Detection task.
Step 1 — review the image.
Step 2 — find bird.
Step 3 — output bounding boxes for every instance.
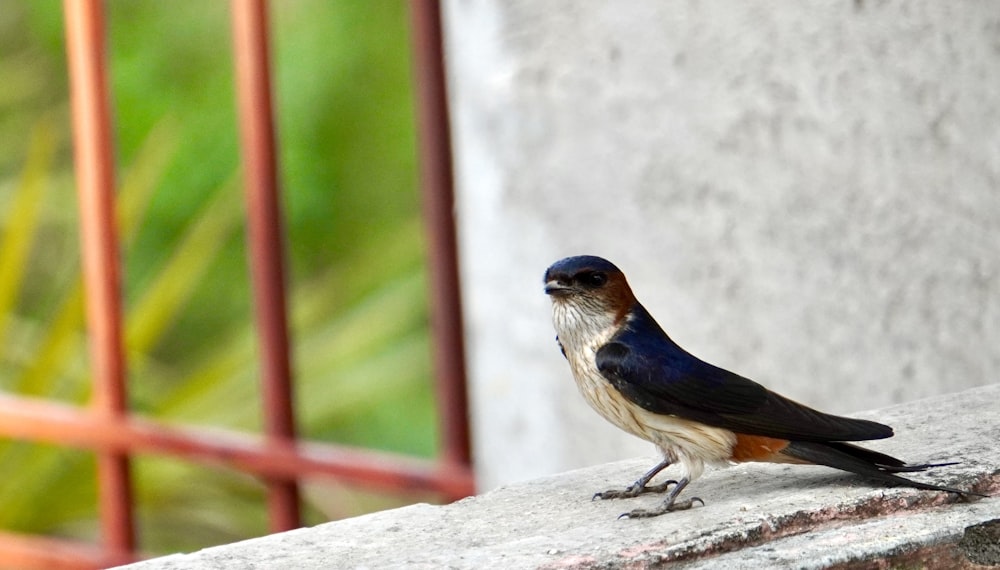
[543,254,978,518]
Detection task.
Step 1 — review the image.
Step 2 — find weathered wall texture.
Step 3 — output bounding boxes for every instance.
[442,1,1000,489]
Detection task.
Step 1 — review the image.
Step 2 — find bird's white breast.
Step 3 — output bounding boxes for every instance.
[552,302,736,481]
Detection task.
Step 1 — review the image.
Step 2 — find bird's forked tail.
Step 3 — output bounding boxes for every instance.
[781,440,982,496]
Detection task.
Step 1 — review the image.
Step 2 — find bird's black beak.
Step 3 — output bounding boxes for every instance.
[544,280,571,296]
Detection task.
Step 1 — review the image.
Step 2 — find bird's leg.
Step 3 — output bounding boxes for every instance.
[593,458,677,500]
[619,477,704,519]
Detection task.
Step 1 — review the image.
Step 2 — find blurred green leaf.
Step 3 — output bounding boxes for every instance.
[126,176,241,358]
[0,118,56,352]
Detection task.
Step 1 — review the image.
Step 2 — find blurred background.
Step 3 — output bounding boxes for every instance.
[0,0,439,556]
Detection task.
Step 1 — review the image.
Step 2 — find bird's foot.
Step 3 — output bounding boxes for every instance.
[618,497,704,519]
[593,480,677,501]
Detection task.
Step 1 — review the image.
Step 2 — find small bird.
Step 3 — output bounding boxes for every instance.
[544,255,977,518]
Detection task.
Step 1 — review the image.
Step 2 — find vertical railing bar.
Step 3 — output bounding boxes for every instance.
[408,0,474,476]
[230,0,301,531]
[63,0,136,560]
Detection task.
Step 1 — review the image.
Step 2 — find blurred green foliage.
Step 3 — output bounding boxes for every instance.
[0,0,440,556]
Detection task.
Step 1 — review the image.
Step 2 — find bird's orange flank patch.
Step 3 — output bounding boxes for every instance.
[730,434,791,462]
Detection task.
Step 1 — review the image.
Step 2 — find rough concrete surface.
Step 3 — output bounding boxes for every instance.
[118,384,999,569]
[442,0,1000,489]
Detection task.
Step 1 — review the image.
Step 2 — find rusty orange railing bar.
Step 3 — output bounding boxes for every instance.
[0,394,473,498]
[0,530,111,570]
[63,0,136,563]
[231,0,302,532]
[409,0,473,470]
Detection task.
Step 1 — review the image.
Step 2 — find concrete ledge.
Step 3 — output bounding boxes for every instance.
[120,384,999,569]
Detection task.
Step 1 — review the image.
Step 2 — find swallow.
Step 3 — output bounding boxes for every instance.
[544,255,979,518]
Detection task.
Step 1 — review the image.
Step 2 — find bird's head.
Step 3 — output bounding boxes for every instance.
[544,256,637,341]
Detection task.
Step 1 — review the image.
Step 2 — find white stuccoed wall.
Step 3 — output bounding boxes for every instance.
[441,1,1000,490]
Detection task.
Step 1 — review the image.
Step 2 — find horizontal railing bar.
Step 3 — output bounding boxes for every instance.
[0,393,475,499]
[0,529,131,570]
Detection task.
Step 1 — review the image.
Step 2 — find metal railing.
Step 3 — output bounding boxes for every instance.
[0,1,473,567]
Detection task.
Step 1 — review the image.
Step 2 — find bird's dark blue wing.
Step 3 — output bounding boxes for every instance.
[596,305,893,442]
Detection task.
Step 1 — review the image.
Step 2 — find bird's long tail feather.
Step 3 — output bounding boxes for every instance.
[782,440,981,496]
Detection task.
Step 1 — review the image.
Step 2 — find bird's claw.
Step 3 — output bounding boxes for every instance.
[593,480,677,501]
[618,497,704,519]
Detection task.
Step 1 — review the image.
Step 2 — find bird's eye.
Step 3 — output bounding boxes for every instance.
[578,271,607,288]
